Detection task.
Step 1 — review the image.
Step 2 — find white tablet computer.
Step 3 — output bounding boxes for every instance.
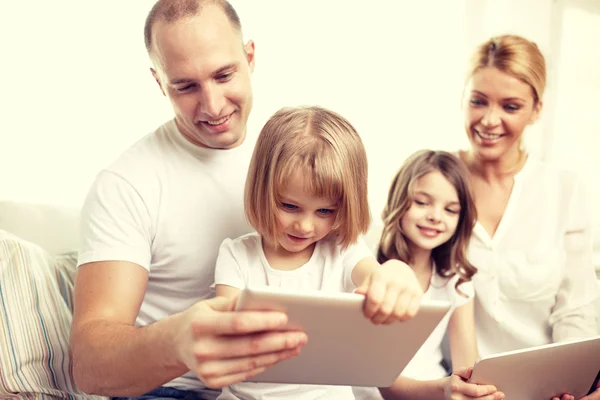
[235,286,450,387]
[469,336,600,399]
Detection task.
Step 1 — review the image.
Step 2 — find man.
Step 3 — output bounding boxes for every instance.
[70,1,307,398]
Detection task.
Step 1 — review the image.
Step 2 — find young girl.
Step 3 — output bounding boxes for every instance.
[377,150,503,400]
[213,106,424,400]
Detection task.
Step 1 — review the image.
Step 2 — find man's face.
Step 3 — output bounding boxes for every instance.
[151,6,255,149]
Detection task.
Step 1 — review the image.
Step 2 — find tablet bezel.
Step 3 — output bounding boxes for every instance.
[469,336,600,399]
[235,286,451,387]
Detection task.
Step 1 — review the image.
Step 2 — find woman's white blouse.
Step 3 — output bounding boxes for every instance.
[468,156,599,357]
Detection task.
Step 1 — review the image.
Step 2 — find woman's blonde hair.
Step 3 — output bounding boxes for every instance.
[245,106,370,248]
[377,150,477,293]
[468,34,546,103]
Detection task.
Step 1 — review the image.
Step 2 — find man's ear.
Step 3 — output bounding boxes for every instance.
[151,67,166,96]
[528,99,543,125]
[244,40,255,73]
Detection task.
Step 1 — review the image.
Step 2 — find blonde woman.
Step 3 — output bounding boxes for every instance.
[213,106,424,400]
[459,35,599,400]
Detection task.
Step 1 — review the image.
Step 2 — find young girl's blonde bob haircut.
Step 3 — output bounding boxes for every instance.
[245,106,371,249]
[377,150,478,292]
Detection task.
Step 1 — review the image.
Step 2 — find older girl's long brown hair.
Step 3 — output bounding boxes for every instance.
[377,150,478,294]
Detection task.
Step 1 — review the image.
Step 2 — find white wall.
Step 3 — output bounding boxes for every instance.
[0,1,170,209]
[0,1,598,254]
[0,1,470,218]
[237,0,471,220]
[550,2,600,264]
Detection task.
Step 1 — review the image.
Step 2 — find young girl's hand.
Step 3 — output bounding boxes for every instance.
[444,367,504,400]
[355,259,423,324]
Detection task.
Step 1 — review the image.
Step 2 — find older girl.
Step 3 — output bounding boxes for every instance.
[376,150,503,400]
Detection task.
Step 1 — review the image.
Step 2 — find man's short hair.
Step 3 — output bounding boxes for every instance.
[144,0,242,55]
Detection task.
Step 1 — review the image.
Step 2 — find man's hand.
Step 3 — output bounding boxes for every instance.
[445,367,504,400]
[174,296,308,388]
[355,259,423,324]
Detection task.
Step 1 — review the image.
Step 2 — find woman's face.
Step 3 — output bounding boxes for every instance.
[464,67,542,162]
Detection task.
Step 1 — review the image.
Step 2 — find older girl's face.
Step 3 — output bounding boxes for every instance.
[464,67,542,162]
[400,170,460,254]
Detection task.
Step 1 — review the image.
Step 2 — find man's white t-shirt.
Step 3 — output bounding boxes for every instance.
[214,232,374,400]
[77,119,255,390]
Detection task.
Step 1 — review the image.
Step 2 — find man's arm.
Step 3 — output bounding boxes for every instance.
[71,260,184,396]
[71,261,307,397]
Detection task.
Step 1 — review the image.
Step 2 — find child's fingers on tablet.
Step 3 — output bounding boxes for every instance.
[363,276,386,319]
[392,290,418,322]
[381,292,412,324]
[371,285,401,324]
[355,274,370,295]
[396,290,422,321]
[380,292,417,324]
[407,295,421,319]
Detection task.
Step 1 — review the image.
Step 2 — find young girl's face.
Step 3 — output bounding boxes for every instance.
[274,172,338,254]
[400,170,460,253]
[464,67,541,161]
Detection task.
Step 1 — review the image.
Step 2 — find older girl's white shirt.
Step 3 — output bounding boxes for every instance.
[468,155,599,357]
[402,271,473,380]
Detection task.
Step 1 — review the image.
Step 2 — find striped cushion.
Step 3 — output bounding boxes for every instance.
[0,230,107,399]
[53,252,77,315]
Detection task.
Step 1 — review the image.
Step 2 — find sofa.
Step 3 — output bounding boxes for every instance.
[0,200,599,399]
